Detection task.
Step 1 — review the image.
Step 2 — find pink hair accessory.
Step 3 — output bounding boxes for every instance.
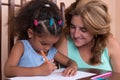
[58,20,62,25]
[34,19,38,26]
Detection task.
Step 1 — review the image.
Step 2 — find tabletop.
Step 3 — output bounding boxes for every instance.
[78,68,120,80]
[5,68,120,80]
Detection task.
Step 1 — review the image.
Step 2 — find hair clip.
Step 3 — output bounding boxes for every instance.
[34,19,38,26]
[45,4,50,7]
[49,18,54,27]
[58,20,64,26]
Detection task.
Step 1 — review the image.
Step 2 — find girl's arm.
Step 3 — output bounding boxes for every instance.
[4,41,56,77]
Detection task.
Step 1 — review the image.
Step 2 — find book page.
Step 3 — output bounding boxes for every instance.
[8,68,96,80]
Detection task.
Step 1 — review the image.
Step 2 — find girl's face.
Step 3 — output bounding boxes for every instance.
[28,29,59,53]
[70,15,94,47]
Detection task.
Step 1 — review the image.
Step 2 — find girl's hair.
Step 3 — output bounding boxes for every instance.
[9,0,63,40]
[64,0,111,64]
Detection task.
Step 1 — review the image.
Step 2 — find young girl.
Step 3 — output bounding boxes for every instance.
[4,0,77,77]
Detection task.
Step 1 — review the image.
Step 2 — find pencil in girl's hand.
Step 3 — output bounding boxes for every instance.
[40,50,49,63]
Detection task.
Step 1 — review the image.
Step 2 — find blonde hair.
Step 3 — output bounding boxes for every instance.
[76,0,110,34]
[65,0,111,64]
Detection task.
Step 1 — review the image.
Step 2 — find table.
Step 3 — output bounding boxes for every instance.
[5,68,120,80]
[78,68,120,80]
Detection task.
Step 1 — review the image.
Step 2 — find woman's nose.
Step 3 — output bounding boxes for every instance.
[74,29,80,38]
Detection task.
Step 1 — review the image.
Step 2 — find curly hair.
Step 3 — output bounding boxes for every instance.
[64,0,111,64]
[8,0,63,40]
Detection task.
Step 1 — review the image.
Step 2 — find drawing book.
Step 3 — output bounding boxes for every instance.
[8,68,96,80]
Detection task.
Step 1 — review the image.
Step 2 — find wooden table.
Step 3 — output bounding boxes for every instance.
[5,68,120,80]
[78,68,120,80]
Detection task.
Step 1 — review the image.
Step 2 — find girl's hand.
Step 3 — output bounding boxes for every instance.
[62,66,77,76]
[39,60,57,76]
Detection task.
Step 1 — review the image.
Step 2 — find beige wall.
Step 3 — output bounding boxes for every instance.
[1,0,120,80]
[116,0,120,42]
[104,0,120,41]
[103,0,116,35]
[57,0,75,8]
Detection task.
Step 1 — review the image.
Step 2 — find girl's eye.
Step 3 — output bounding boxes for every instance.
[41,42,48,46]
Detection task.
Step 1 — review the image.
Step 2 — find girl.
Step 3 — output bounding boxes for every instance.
[4,0,77,77]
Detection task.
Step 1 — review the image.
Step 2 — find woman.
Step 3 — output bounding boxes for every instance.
[55,0,120,72]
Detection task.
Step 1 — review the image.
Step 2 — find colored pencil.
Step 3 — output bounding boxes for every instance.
[91,72,111,80]
[40,50,49,63]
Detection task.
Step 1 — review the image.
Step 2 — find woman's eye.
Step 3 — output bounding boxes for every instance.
[70,24,75,28]
[80,28,88,32]
[70,23,88,32]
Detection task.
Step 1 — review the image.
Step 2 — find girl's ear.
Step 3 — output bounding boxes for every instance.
[27,28,34,39]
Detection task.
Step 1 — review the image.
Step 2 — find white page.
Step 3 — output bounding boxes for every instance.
[8,68,96,80]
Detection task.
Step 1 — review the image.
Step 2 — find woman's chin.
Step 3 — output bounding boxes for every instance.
[74,42,83,47]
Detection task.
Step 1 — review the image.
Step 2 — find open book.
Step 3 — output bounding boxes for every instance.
[8,68,96,80]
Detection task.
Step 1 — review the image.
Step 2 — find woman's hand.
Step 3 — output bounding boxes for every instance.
[62,66,77,76]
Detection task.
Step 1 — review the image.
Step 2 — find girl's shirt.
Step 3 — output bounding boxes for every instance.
[18,40,57,67]
[68,37,112,71]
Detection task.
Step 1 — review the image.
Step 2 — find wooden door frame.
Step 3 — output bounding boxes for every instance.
[0,0,2,79]
[0,0,26,79]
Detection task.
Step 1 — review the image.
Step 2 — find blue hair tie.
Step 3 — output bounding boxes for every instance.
[49,18,54,27]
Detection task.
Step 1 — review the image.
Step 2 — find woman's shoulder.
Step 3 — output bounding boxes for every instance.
[106,35,120,56]
[107,35,120,48]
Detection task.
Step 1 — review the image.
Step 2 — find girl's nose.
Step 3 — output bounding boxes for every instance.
[43,46,51,52]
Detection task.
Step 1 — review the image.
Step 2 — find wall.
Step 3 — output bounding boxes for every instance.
[103,0,116,36]
[104,0,120,41]
[57,0,75,8]
[116,0,120,42]
[1,0,120,80]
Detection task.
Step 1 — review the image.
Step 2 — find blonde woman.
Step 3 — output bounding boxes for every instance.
[55,0,120,72]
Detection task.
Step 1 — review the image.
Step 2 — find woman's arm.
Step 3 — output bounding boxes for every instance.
[54,51,77,68]
[55,35,68,56]
[107,35,120,72]
[54,51,78,76]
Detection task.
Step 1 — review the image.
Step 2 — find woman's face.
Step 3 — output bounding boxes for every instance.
[70,15,94,47]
